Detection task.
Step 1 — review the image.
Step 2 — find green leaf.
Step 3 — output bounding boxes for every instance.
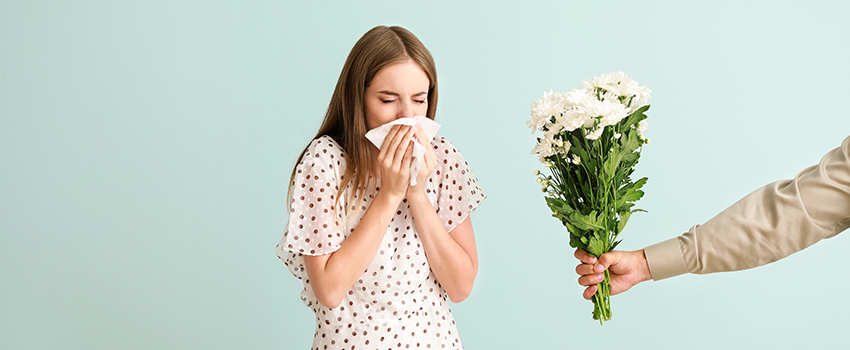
[611,239,622,251]
[617,211,633,234]
[569,134,591,161]
[622,189,644,202]
[621,151,639,167]
[569,211,606,231]
[619,129,642,154]
[602,151,623,181]
[586,235,606,257]
[570,237,585,249]
[632,177,648,191]
[619,177,648,203]
[621,105,650,129]
[565,223,582,237]
[546,197,575,216]
[616,202,635,213]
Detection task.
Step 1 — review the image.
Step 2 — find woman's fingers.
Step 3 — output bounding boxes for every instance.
[391,126,415,170]
[414,124,436,162]
[412,124,426,145]
[400,137,414,174]
[380,125,412,168]
[378,125,405,160]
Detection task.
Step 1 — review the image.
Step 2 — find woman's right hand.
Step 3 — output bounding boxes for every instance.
[376,124,416,200]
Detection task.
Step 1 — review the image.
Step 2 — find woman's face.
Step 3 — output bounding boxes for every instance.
[364,59,430,130]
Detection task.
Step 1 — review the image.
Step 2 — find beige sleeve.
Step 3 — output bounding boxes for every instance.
[644,135,850,281]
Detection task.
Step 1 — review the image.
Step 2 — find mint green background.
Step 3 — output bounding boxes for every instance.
[2,1,849,349]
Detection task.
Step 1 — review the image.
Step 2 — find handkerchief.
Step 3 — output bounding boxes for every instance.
[364,116,440,186]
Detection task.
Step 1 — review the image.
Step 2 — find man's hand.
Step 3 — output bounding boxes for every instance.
[574,249,653,300]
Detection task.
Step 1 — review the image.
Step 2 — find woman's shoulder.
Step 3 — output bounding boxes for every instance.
[307,135,343,152]
[430,135,464,160]
[298,135,346,174]
[430,135,455,151]
[304,135,346,159]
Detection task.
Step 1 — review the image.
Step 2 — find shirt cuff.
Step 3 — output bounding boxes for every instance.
[644,237,689,281]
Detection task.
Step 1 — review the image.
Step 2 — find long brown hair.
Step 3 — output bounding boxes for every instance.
[288,25,438,211]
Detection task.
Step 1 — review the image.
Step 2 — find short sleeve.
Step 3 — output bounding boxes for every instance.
[432,136,487,233]
[276,136,346,280]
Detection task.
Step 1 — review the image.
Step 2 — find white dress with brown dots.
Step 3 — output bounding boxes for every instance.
[277,135,486,350]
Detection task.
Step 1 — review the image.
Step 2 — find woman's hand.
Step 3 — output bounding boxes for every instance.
[407,123,437,199]
[574,248,653,300]
[376,124,416,200]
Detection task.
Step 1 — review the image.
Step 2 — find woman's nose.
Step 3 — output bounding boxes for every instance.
[397,100,414,119]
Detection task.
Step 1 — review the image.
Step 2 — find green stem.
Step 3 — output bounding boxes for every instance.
[592,269,612,324]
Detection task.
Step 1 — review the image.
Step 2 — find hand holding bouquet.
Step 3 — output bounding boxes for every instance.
[529,72,651,324]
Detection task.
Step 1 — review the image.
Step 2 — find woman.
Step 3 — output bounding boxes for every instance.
[277,25,486,350]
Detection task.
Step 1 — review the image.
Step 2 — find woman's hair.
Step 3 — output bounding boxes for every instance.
[288,25,438,212]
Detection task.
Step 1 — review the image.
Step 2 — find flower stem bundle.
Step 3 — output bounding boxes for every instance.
[529,72,651,324]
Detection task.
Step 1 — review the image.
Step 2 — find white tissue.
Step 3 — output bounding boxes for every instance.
[365,116,440,186]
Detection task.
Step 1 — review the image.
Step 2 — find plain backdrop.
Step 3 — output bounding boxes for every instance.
[2,1,849,349]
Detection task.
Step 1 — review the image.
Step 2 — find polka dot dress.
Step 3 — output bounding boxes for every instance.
[277,135,486,350]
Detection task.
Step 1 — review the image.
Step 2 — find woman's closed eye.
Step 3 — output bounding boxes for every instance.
[380,98,425,104]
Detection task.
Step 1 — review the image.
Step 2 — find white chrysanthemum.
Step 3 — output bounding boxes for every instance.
[606,81,635,100]
[577,97,599,128]
[528,89,562,132]
[637,119,649,137]
[633,85,652,106]
[552,109,585,133]
[537,153,547,164]
[531,135,556,161]
[532,139,552,156]
[600,91,620,104]
[541,129,572,156]
[581,72,622,92]
[582,71,652,112]
[571,154,581,165]
[585,127,604,140]
[550,133,564,153]
[616,82,652,112]
[559,139,572,155]
[562,88,594,106]
[594,99,629,127]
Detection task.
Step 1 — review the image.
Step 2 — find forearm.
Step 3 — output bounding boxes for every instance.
[646,135,850,280]
[305,191,402,308]
[407,192,477,302]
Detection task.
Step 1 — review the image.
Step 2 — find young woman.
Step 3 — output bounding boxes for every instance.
[277,26,486,350]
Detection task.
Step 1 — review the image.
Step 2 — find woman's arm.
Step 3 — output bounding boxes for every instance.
[407,194,478,302]
[304,125,416,308]
[405,125,479,303]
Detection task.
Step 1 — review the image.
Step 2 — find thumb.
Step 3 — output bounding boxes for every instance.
[595,251,623,272]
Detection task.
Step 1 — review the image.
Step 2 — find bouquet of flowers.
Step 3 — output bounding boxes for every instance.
[528,72,651,324]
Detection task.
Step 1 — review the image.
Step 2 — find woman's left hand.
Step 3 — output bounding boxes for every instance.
[407,123,437,198]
